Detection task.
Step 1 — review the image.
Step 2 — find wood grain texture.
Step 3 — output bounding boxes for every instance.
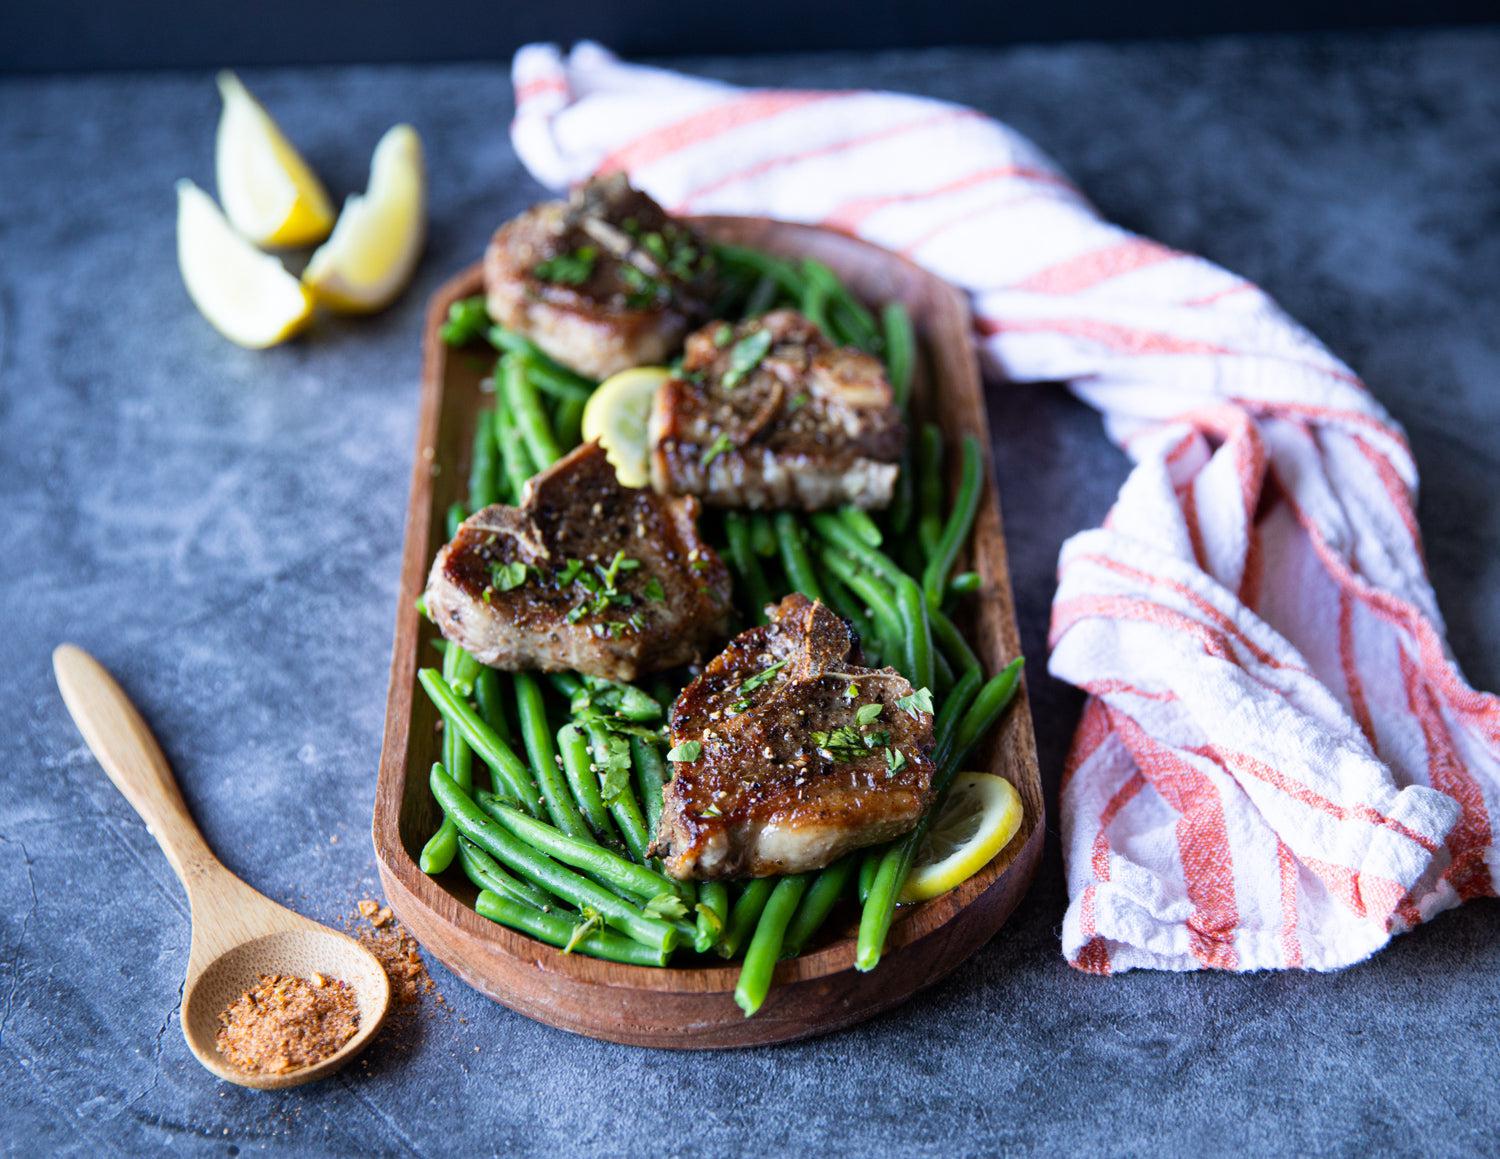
[53,645,391,1089]
[374,218,1043,1049]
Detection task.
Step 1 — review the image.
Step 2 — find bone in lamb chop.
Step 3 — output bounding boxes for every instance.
[649,309,905,511]
[652,594,936,880]
[424,442,733,682]
[484,174,719,380]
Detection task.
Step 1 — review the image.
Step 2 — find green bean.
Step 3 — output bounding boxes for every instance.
[818,549,902,655]
[838,505,883,548]
[808,511,905,584]
[547,671,585,699]
[749,512,778,558]
[800,273,832,334]
[856,660,1023,971]
[472,668,513,746]
[774,513,825,602]
[724,512,775,621]
[817,564,879,654]
[694,881,730,953]
[555,396,585,451]
[587,723,652,863]
[487,326,595,399]
[430,764,678,952]
[446,647,483,700]
[857,850,880,904]
[573,676,662,722]
[922,435,983,607]
[744,272,780,317]
[894,575,934,692]
[916,423,945,559]
[933,667,982,764]
[414,593,429,619]
[445,501,467,539]
[631,736,668,845]
[781,856,856,959]
[514,673,590,839]
[418,668,542,815]
[713,243,806,297]
[717,878,777,959]
[556,722,618,841]
[802,259,880,352]
[468,410,500,511]
[504,355,564,469]
[494,403,534,503]
[458,838,553,911]
[476,794,677,901]
[882,302,916,409]
[419,645,475,874]
[735,874,810,1016]
[948,571,982,598]
[929,604,981,681]
[475,890,671,967]
[440,295,492,347]
[890,447,915,536]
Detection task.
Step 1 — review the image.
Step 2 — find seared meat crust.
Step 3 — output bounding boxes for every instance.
[424,443,732,681]
[484,175,717,380]
[649,310,905,511]
[652,594,935,879]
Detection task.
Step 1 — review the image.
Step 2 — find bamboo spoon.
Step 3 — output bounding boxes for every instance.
[53,644,391,1090]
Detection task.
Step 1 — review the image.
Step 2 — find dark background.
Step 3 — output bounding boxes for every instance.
[1,0,1496,73]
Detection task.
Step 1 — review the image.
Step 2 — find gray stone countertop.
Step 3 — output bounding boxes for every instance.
[2,27,1498,1157]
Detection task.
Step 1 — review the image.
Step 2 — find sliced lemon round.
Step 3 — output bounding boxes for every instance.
[302,124,427,314]
[176,180,314,349]
[215,71,334,248]
[581,367,670,487]
[900,772,1024,903]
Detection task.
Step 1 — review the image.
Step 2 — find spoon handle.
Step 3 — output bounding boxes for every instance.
[53,644,221,888]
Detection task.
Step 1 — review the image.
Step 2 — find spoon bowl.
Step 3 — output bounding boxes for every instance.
[53,644,391,1090]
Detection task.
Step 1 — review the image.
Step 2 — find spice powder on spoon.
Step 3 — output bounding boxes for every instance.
[215,972,360,1076]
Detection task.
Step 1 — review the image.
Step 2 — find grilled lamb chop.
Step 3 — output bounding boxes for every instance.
[649,310,905,511]
[424,443,732,681]
[484,175,718,380]
[652,594,936,879]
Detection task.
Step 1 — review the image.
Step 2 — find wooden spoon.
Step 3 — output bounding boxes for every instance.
[53,644,391,1090]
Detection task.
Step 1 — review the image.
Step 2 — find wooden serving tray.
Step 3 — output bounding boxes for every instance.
[374,217,1043,1049]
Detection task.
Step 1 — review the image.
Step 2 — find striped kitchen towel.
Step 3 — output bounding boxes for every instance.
[509,42,1500,972]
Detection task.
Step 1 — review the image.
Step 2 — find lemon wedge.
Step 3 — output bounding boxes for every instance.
[302,124,427,314]
[581,367,670,487]
[175,180,314,349]
[214,71,334,248]
[900,772,1024,902]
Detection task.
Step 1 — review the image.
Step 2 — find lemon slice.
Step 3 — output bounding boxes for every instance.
[582,367,670,487]
[215,71,334,248]
[900,772,1024,902]
[175,180,314,349]
[302,124,427,314]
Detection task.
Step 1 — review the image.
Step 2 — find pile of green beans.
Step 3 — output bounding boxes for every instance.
[419,252,1024,1012]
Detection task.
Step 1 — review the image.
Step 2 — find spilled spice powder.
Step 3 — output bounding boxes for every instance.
[349,899,436,1009]
[215,973,359,1076]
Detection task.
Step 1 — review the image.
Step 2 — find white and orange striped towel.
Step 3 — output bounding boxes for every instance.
[510,42,1500,972]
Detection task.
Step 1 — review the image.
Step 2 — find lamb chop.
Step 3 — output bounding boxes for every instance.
[424,442,732,681]
[649,309,905,511]
[651,594,936,880]
[484,174,718,380]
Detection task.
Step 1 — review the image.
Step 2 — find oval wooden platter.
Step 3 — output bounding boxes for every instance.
[374,216,1043,1049]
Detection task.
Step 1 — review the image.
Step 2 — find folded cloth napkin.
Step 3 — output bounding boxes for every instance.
[509,42,1500,972]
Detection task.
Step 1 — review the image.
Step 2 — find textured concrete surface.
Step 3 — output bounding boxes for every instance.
[3,28,1499,1158]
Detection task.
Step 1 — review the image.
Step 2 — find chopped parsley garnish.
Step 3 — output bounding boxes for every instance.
[855,702,884,726]
[666,740,702,763]
[713,323,734,347]
[884,747,907,776]
[620,263,663,308]
[595,732,633,802]
[739,659,788,696]
[702,803,722,818]
[557,558,585,586]
[811,725,891,762]
[721,328,774,389]
[845,682,860,699]
[533,245,597,286]
[490,561,528,592]
[701,433,735,468]
[895,687,935,719]
[600,550,639,590]
[787,391,810,411]
[642,231,670,264]
[563,907,602,954]
[644,892,689,921]
[643,577,666,602]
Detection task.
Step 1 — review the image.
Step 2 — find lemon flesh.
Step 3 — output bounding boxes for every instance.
[215,71,334,248]
[175,180,314,349]
[302,124,427,314]
[581,367,670,487]
[900,772,1024,902]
